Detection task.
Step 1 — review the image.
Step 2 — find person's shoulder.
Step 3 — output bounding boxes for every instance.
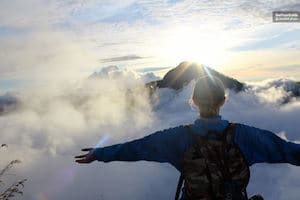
[153,124,190,136]
[164,124,191,134]
[233,122,272,136]
[149,124,191,145]
[233,123,252,130]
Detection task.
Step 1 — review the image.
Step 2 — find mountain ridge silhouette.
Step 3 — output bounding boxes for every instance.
[146,61,244,92]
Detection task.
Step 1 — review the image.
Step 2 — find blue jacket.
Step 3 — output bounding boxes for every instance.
[92,115,300,197]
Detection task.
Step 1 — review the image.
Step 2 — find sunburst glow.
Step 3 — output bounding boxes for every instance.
[157,27,234,69]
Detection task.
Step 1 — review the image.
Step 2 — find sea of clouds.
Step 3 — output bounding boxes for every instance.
[0,67,300,200]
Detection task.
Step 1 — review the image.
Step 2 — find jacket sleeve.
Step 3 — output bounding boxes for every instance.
[92,125,189,169]
[234,124,300,166]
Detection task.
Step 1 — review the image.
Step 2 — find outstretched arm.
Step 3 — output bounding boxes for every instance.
[75,148,96,163]
[75,125,190,169]
[234,124,300,166]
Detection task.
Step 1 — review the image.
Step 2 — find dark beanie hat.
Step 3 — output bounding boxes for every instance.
[193,75,225,106]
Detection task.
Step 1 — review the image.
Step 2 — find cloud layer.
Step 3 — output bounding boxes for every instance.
[0,67,300,199]
[0,29,99,82]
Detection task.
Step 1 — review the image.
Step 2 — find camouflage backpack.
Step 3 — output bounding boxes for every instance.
[175,123,250,200]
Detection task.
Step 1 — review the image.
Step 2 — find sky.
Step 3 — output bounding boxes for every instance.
[0,0,300,91]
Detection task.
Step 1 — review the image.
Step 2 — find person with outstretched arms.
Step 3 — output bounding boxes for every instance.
[75,76,300,200]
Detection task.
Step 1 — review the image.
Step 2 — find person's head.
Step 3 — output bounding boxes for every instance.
[192,76,226,118]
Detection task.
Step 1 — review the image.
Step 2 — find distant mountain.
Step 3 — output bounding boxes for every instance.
[145,62,300,103]
[0,93,19,115]
[267,79,300,97]
[248,78,300,104]
[146,61,244,92]
[288,81,300,97]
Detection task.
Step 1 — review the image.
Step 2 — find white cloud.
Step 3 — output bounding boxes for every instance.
[0,29,99,82]
[0,67,300,199]
[0,0,299,83]
[136,0,299,28]
[0,0,139,28]
[0,0,65,28]
[0,0,297,29]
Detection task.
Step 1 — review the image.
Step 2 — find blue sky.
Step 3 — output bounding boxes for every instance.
[0,0,300,90]
[231,28,300,51]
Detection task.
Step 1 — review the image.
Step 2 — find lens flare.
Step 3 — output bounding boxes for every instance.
[36,193,48,200]
[94,134,110,148]
[36,166,77,200]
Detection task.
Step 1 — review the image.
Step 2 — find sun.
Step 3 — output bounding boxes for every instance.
[157,27,232,69]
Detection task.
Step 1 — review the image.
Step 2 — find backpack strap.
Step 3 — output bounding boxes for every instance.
[221,123,237,181]
[175,123,223,200]
[222,122,237,142]
[175,173,184,200]
[222,123,250,200]
[175,125,192,200]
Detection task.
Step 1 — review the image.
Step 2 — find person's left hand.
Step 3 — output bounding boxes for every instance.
[75,148,96,164]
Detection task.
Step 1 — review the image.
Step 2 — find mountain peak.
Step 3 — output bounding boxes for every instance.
[146,62,244,92]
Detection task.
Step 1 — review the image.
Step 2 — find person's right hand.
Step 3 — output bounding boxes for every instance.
[75,148,96,164]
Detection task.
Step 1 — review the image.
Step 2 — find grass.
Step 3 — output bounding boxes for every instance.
[0,145,27,200]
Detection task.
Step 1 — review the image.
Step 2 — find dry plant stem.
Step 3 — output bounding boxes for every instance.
[0,146,27,199]
[0,160,21,178]
[0,179,27,200]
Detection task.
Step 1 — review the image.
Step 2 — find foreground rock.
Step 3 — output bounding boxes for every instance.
[0,93,19,115]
